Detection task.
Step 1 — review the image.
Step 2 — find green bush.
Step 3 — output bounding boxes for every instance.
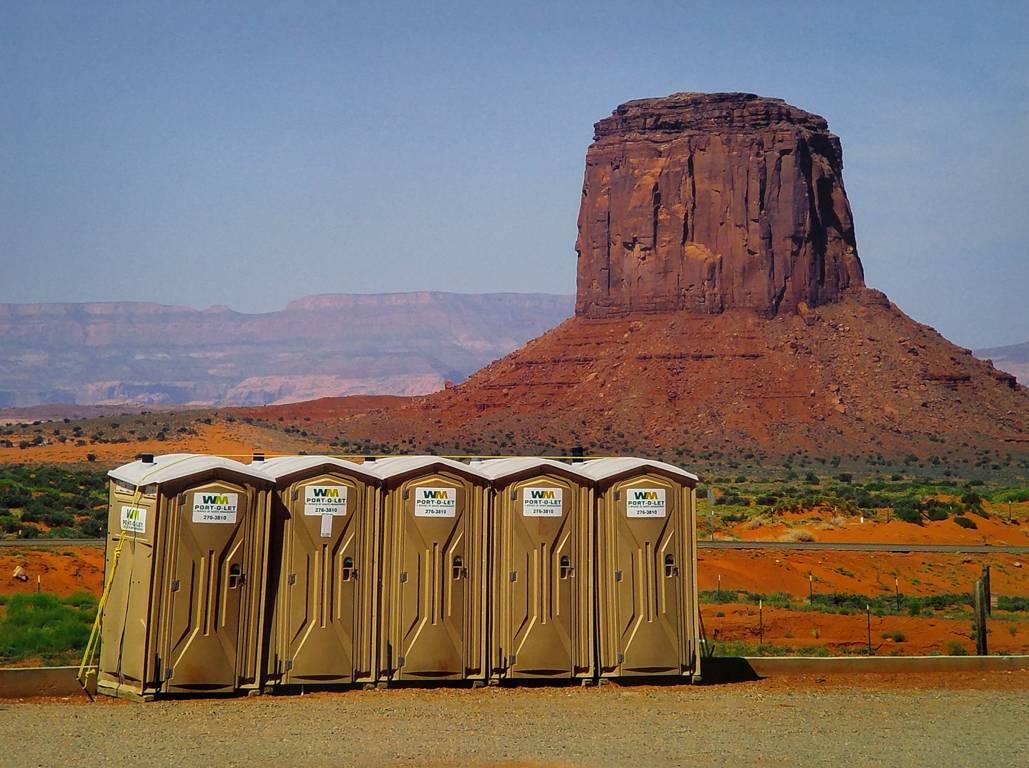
[0,592,98,664]
[997,596,1029,612]
[953,516,977,530]
[892,498,923,524]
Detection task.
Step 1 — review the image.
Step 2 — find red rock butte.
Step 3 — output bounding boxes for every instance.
[257,91,1027,460]
[576,92,864,318]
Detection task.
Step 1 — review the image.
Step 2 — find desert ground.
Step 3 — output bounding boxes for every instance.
[1,674,1026,768]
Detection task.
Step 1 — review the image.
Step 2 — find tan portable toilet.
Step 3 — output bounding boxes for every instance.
[583,457,700,681]
[260,456,381,688]
[476,458,594,682]
[372,456,490,683]
[98,454,274,699]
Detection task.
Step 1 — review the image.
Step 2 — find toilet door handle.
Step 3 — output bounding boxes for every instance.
[559,555,574,579]
[452,555,466,580]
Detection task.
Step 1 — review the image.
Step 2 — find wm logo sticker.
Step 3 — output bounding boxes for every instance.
[413,486,456,517]
[201,494,230,505]
[625,488,666,518]
[523,487,562,517]
[311,487,340,498]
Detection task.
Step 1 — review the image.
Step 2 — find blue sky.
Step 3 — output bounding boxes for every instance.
[2,0,1026,347]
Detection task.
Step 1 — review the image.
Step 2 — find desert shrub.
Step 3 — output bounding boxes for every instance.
[755,494,778,506]
[715,493,748,506]
[835,473,853,484]
[925,505,950,522]
[997,596,1029,612]
[892,498,922,524]
[0,483,31,508]
[953,516,977,530]
[783,528,815,542]
[80,518,104,537]
[804,472,819,484]
[17,524,41,538]
[960,490,982,508]
[946,641,968,656]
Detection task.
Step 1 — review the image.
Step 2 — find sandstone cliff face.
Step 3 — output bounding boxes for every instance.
[576,92,864,318]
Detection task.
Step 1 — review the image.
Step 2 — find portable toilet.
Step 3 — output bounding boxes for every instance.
[371,456,490,684]
[476,457,595,682]
[582,457,700,681]
[260,456,381,689]
[98,453,274,699]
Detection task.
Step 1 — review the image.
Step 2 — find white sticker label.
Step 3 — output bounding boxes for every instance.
[304,485,348,517]
[626,488,666,518]
[522,487,563,517]
[320,515,333,538]
[413,486,457,517]
[192,492,239,524]
[120,506,147,534]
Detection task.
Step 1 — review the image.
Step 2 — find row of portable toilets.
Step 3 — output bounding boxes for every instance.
[98,453,700,699]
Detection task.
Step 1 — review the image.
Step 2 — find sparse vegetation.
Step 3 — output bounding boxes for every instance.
[0,591,98,664]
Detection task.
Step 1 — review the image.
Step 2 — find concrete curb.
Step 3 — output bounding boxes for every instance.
[2,657,1027,698]
[703,654,1029,682]
[0,666,95,698]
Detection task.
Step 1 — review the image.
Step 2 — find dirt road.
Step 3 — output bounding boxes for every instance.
[2,675,1026,768]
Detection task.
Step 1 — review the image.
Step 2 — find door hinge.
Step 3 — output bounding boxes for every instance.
[292,489,299,501]
[614,570,622,582]
[397,655,405,668]
[508,654,517,666]
[165,666,174,680]
[283,659,293,671]
[510,489,517,500]
[399,571,407,583]
[617,652,625,664]
[614,490,620,501]
[287,573,296,586]
[170,579,181,592]
[509,570,517,582]
[402,488,409,500]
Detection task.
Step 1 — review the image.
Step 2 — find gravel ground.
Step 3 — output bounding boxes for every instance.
[1,675,1026,768]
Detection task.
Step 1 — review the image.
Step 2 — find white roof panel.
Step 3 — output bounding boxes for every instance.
[368,455,487,481]
[258,455,379,483]
[472,457,592,482]
[108,453,271,487]
[580,457,698,484]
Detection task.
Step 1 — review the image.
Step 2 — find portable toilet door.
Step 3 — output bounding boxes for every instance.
[583,457,700,680]
[260,456,380,688]
[100,454,274,698]
[477,458,595,682]
[372,456,489,683]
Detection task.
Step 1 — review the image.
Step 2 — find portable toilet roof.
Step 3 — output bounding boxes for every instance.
[473,457,593,483]
[108,453,271,489]
[259,455,380,484]
[580,457,699,485]
[368,455,487,482]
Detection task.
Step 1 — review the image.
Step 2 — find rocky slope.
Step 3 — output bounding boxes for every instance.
[0,292,573,407]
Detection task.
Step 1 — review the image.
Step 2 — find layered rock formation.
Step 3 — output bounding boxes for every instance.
[576,92,864,318]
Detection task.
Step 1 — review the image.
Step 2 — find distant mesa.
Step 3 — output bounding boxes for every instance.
[576,92,863,319]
